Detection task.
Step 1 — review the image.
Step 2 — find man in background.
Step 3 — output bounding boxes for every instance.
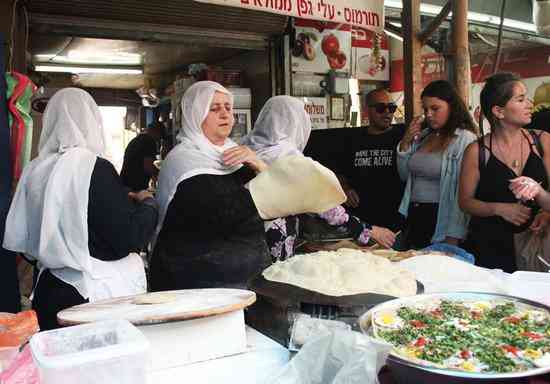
[121,122,163,191]
[339,88,405,232]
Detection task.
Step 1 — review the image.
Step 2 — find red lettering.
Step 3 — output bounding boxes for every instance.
[296,0,312,16]
[353,10,363,25]
[371,12,380,27]
[241,0,250,4]
[343,8,381,27]
[344,7,352,23]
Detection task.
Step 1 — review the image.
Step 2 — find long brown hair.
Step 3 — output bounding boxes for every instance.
[421,80,478,140]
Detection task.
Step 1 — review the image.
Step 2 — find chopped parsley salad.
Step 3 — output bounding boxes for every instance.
[372,299,550,374]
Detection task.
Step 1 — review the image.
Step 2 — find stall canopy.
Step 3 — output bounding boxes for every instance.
[194,0,385,32]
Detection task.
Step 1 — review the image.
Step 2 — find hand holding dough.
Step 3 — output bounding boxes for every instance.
[249,155,346,220]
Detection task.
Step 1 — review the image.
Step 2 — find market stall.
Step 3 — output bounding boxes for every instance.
[5,0,550,384]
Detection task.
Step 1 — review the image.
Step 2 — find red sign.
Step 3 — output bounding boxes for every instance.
[352,28,389,80]
[390,53,447,92]
[292,19,352,74]
[194,0,385,32]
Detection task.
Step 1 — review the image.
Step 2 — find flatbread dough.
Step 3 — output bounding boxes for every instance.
[249,155,346,220]
[262,248,417,297]
[132,292,179,305]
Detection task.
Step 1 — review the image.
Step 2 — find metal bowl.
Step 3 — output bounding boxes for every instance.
[359,292,550,384]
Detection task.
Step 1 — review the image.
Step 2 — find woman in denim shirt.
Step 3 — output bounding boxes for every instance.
[397,80,477,249]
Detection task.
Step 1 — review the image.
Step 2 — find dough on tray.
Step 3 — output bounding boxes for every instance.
[262,248,417,297]
[133,292,179,305]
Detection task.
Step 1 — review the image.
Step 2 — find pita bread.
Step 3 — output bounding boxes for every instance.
[249,155,346,220]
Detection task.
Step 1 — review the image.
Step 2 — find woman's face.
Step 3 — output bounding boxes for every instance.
[499,82,533,127]
[422,96,450,130]
[201,91,234,145]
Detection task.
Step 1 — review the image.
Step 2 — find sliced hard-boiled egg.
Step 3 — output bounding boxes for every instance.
[461,361,479,372]
[401,346,421,359]
[534,353,550,367]
[465,301,492,312]
[527,310,547,324]
[374,312,404,329]
[522,349,543,360]
[447,317,476,331]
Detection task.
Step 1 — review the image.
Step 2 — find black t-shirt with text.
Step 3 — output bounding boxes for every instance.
[120,134,158,191]
[342,125,406,230]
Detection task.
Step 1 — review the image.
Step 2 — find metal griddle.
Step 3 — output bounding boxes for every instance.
[246,274,423,346]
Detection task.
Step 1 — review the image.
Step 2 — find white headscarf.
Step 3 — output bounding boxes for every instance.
[241,96,312,165]
[155,81,239,240]
[3,88,120,300]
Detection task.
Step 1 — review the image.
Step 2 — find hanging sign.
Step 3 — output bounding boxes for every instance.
[292,19,351,74]
[193,0,385,32]
[301,97,328,129]
[352,28,389,80]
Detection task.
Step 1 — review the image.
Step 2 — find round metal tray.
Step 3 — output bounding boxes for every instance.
[359,292,550,384]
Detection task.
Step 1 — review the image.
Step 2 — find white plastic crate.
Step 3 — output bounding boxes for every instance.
[30,319,150,384]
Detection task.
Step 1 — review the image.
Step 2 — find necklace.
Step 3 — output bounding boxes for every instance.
[495,131,523,171]
[511,134,524,170]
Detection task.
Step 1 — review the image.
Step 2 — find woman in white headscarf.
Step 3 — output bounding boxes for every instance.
[241,96,396,262]
[3,88,158,330]
[150,81,270,290]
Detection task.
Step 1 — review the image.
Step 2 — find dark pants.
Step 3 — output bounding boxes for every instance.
[403,202,439,250]
[32,270,87,330]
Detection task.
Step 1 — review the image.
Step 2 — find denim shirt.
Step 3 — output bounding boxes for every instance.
[397,128,477,243]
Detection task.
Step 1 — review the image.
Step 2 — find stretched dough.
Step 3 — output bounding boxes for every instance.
[262,249,417,297]
[249,155,346,220]
[133,292,179,305]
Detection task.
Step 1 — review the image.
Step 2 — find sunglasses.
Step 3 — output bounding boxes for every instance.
[369,103,397,114]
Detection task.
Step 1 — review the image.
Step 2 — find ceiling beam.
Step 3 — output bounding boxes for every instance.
[29,13,270,50]
[402,0,423,124]
[418,1,452,44]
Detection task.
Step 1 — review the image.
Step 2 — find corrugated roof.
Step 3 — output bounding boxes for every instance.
[27,0,288,35]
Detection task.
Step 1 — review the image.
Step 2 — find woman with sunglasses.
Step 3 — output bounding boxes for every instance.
[397,80,478,249]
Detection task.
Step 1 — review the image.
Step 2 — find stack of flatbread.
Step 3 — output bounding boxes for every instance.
[262,248,417,297]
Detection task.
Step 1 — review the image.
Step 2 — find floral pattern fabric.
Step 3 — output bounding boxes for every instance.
[264,216,299,262]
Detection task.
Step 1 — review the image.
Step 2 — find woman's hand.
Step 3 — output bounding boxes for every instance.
[399,115,423,152]
[509,176,543,202]
[370,226,396,249]
[128,190,154,202]
[494,202,532,226]
[222,146,267,173]
[530,211,550,233]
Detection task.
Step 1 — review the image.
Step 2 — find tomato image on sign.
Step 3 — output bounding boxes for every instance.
[322,34,347,70]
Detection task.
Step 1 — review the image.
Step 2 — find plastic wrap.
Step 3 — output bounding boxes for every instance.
[289,315,351,351]
[266,330,391,384]
[0,345,39,384]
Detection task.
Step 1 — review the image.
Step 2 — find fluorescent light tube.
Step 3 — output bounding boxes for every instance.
[384,29,404,41]
[34,65,143,75]
[384,1,537,33]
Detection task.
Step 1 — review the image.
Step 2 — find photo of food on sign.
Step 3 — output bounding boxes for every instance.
[292,19,351,74]
[352,27,389,81]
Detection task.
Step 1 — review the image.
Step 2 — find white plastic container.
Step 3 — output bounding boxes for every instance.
[30,319,150,384]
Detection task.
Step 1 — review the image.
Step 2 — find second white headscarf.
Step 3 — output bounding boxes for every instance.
[241,96,312,165]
